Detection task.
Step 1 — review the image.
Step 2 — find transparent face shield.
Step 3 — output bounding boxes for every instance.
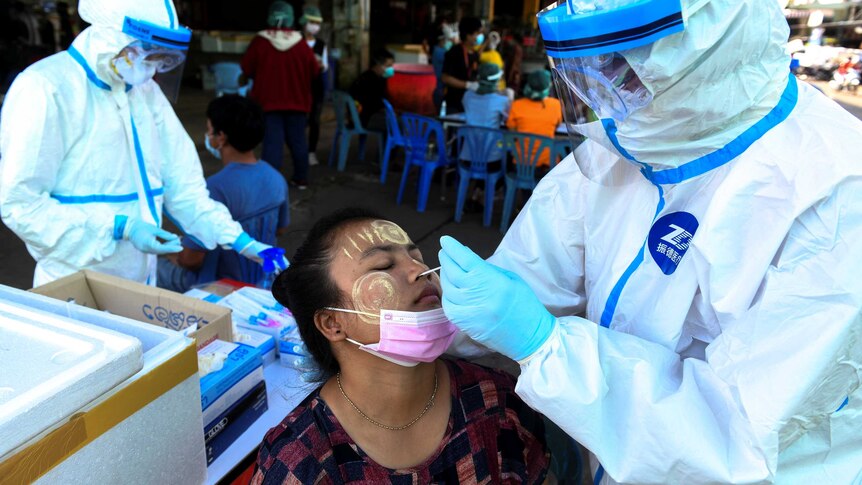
[114,41,187,102]
[119,17,192,103]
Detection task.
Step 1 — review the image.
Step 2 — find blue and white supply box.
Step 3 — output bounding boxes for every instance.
[198,340,265,430]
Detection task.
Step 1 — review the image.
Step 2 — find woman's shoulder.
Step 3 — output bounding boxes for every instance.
[445,359,519,412]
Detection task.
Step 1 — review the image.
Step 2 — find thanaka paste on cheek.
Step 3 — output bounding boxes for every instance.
[351,271,398,324]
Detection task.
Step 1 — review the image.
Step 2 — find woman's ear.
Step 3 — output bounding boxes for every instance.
[314,309,346,342]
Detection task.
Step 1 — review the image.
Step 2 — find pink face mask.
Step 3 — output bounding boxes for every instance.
[325,307,457,367]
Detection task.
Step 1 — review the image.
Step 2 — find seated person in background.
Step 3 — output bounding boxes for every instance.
[506,70,563,174]
[479,31,506,91]
[253,208,550,484]
[463,62,511,130]
[157,95,289,292]
[349,47,395,133]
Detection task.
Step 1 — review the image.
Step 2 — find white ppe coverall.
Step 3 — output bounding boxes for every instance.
[0,0,244,286]
[491,0,862,483]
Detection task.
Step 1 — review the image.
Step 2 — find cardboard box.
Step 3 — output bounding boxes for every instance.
[30,270,233,351]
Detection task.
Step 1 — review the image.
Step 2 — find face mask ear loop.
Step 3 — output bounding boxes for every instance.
[323,307,379,319]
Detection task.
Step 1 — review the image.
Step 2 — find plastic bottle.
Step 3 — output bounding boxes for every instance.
[439,100,447,118]
[257,247,286,289]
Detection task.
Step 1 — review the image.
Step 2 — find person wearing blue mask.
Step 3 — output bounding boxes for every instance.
[0,0,288,287]
[440,17,483,114]
[349,48,395,149]
[430,26,453,113]
[158,95,290,292]
[439,0,862,483]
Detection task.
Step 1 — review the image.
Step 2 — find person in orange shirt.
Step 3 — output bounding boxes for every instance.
[506,70,562,171]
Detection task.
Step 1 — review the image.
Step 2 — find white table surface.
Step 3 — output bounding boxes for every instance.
[205,361,316,484]
[438,112,569,135]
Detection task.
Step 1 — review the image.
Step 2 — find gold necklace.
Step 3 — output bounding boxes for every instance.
[336,371,438,431]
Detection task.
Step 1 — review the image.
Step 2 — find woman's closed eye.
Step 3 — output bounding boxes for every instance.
[371,260,395,271]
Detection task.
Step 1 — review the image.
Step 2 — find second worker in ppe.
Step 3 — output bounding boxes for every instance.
[0,0,287,286]
[439,0,862,483]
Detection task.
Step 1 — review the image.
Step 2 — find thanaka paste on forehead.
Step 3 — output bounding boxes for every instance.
[370,220,411,245]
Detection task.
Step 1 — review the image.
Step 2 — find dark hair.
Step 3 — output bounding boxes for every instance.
[371,47,395,68]
[206,94,265,153]
[272,208,385,381]
[459,16,482,42]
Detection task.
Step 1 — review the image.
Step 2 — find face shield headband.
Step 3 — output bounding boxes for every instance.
[538,0,684,122]
[120,17,191,102]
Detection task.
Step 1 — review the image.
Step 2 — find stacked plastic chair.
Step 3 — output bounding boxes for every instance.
[396,113,451,212]
[500,132,555,233]
[210,62,251,97]
[328,90,382,171]
[380,99,409,184]
[453,126,505,227]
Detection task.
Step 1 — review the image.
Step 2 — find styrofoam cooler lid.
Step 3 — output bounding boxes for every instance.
[0,300,143,457]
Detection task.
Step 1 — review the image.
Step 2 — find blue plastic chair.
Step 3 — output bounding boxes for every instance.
[500,132,555,233]
[453,126,505,227]
[210,62,252,97]
[329,90,382,171]
[397,113,451,212]
[381,99,409,184]
[197,204,282,286]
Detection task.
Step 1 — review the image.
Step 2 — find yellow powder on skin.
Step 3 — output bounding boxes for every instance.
[351,272,398,324]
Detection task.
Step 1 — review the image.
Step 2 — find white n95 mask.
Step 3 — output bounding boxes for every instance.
[112,55,158,86]
[325,307,457,367]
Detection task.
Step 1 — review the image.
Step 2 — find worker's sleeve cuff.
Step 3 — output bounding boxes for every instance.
[113,215,129,241]
[231,232,254,253]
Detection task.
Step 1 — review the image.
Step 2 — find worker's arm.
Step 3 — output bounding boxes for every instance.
[176,246,206,272]
[441,73,469,90]
[0,72,119,268]
[151,91,245,252]
[493,150,862,483]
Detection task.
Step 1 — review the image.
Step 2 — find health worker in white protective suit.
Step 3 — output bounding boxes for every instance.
[0,0,288,287]
[439,0,862,483]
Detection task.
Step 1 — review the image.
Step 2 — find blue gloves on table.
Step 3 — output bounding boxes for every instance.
[438,235,556,362]
[116,217,183,255]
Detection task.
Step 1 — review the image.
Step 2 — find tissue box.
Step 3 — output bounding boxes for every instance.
[31,270,233,351]
[199,341,263,411]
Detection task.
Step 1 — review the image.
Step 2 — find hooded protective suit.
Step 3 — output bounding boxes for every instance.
[441,0,862,483]
[0,0,253,286]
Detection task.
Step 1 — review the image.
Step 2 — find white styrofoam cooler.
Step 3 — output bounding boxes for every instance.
[0,300,143,457]
[0,285,206,485]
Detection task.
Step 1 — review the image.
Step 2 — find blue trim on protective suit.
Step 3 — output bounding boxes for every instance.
[52,187,164,204]
[113,215,129,240]
[163,209,207,249]
[593,464,605,485]
[603,73,799,184]
[600,184,665,327]
[837,397,849,412]
[232,232,254,253]
[68,46,131,92]
[129,116,161,225]
[164,0,176,29]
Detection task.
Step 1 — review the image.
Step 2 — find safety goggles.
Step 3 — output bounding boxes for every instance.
[121,17,191,102]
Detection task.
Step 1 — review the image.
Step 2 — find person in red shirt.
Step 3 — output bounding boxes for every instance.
[241,1,319,189]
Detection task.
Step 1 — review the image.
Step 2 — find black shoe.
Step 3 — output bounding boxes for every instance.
[289,179,308,190]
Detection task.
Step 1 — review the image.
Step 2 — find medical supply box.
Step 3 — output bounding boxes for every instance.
[31,269,234,350]
[0,284,206,484]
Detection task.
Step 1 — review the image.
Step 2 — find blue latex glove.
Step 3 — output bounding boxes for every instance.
[438,235,556,361]
[119,217,183,255]
[233,233,290,271]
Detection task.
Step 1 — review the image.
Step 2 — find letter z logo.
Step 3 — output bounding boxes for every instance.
[660,224,693,251]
